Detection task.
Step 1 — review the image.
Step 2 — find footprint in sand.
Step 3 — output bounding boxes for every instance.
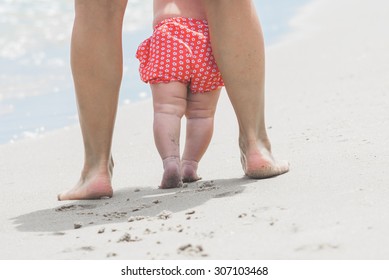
[177,244,208,257]
[55,204,97,212]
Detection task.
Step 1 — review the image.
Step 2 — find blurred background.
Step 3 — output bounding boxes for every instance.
[0,0,310,144]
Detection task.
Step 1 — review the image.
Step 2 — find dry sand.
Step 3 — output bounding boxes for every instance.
[1,0,389,259]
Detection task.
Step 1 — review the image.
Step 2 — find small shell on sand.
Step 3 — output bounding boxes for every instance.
[185,210,195,215]
[74,222,82,229]
[157,210,172,220]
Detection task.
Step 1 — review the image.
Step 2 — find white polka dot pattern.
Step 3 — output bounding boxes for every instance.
[136,17,224,93]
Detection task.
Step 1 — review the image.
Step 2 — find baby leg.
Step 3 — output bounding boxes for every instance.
[151,82,187,188]
[182,89,221,182]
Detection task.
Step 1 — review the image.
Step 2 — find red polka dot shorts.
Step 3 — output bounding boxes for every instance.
[136,17,224,93]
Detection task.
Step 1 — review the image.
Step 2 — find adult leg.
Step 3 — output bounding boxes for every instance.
[181,89,221,182]
[202,0,289,178]
[58,0,127,200]
[151,82,187,189]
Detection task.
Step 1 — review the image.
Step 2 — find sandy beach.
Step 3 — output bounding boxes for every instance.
[1,0,389,260]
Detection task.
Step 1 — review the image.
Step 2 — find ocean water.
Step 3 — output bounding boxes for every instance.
[0,0,310,144]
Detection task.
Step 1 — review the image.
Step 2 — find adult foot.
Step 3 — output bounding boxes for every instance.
[181,160,202,183]
[57,158,114,200]
[240,140,289,179]
[160,157,183,189]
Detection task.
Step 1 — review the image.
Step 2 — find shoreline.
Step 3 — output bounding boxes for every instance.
[2,0,389,260]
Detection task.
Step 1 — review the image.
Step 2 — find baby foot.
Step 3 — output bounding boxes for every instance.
[181,160,202,183]
[160,157,183,189]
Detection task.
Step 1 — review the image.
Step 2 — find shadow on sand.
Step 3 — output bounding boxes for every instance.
[12,178,257,232]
